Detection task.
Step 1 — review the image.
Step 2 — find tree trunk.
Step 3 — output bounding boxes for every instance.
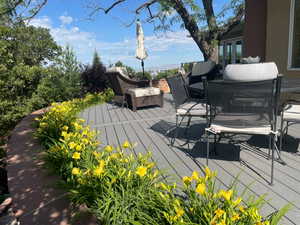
[172,0,219,63]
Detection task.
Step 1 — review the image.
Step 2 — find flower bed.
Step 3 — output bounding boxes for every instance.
[35,90,289,225]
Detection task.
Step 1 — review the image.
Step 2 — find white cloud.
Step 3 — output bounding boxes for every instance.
[29,16,203,68]
[28,16,52,29]
[59,15,73,25]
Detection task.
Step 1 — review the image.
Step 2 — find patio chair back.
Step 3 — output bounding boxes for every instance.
[207,78,281,129]
[106,70,149,96]
[167,75,190,108]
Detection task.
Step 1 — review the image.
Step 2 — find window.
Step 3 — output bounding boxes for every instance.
[235,41,242,64]
[290,0,300,68]
[226,43,232,65]
[219,45,224,64]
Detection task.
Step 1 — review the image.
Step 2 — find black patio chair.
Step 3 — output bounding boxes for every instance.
[279,103,300,151]
[205,77,282,185]
[166,75,208,146]
[183,60,222,98]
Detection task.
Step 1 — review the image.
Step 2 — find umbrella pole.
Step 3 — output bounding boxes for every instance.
[141,59,145,77]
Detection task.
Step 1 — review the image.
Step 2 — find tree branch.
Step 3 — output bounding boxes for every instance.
[99,0,126,14]
[202,0,217,33]
[135,0,158,14]
[218,4,244,37]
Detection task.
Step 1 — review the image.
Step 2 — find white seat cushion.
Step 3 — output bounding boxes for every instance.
[127,87,160,97]
[208,124,272,135]
[223,62,278,81]
[283,104,300,122]
[177,102,207,116]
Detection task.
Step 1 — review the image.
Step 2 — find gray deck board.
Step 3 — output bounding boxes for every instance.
[80,94,300,225]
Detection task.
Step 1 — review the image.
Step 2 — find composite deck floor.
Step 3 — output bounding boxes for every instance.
[80,94,300,225]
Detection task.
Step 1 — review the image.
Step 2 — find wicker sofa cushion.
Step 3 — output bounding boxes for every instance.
[223,62,278,81]
[128,87,160,97]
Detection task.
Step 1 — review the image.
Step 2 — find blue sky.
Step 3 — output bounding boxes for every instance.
[30,0,227,69]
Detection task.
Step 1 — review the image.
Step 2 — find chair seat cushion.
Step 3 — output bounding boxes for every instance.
[223,62,278,81]
[208,124,272,135]
[128,87,161,97]
[283,104,300,122]
[177,102,207,116]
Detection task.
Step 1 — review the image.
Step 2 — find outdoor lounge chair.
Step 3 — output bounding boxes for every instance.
[205,62,282,185]
[106,67,163,111]
[166,74,208,145]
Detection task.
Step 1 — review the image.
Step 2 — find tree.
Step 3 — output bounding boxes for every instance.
[114,61,136,78]
[0,23,61,135]
[81,51,108,93]
[0,0,48,23]
[135,71,152,81]
[91,0,244,62]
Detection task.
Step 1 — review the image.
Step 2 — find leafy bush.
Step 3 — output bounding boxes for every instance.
[35,92,289,225]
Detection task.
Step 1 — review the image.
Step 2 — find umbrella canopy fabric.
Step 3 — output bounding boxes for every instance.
[136,20,148,60]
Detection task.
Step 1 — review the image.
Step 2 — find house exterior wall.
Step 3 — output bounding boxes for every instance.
[244,0,267,61]
[266,0,300,77]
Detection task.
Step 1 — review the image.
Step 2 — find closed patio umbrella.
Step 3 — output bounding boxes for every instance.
[136,19,148,77]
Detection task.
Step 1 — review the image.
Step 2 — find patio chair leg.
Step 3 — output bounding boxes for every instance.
[171,115,179,146]
[268,136,271,160]
[184,117,191,136]
[212,134,217,155]
[270,134,275,186]
[206,130,210,166]
[279,113,284,151]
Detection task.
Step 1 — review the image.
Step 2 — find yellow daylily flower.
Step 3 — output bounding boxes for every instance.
[218,189,233,201]
[72,167,80,175]
[93,167,104,176]
[75,144,82,151]
[122,140,131,148]
[216,220,226,225]
[104,145,114,152]
[72,152,81,160]
[195,183,206,195]
[204,166,212,178]
[136,166,147,177]
[214,208,225,218]
[191,171,199,181]
[175,207,184,218]
[182,176,192,186]
[82,138,89,145]
[232,213,240,221]
[68,142,76,149]
[93,161,105,177]
[62,125,68,131]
